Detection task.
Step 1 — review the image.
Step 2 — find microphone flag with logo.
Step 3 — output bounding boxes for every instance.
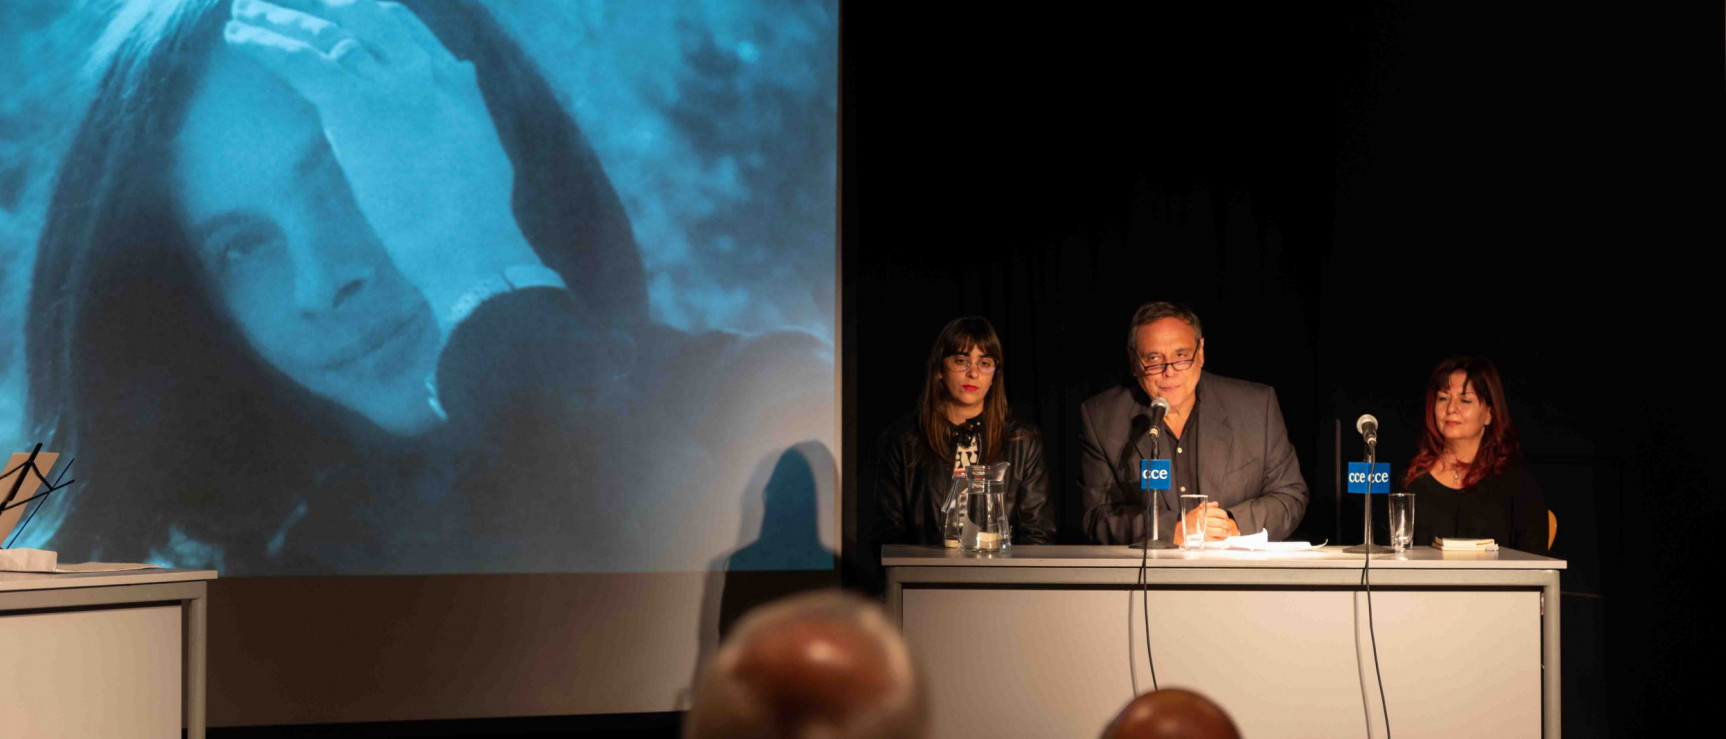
[1346,462,1391,494]
[1140,459,1172,491]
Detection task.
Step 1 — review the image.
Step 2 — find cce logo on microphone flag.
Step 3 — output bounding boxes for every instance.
[1346,462,1391,494]
[1140,459,1172,491]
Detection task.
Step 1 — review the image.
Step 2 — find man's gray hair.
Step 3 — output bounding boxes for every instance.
[1127,302,1204,353]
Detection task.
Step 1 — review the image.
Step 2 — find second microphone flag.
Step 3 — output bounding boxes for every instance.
[1346,462,1391,494]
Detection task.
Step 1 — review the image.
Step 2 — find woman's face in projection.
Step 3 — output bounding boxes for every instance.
[171,48,443,435]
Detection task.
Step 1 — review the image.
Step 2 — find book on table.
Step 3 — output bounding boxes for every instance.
[1434,537,1497,551]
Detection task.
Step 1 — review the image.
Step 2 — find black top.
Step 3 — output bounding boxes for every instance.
[861,412,1054,593]
[1407,461,1549,555]
[1155,395,1201,501]
[869,413,1055,548]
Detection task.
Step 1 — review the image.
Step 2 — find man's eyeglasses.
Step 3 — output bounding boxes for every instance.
[946,356,998,374]
[1135,354,1196,376]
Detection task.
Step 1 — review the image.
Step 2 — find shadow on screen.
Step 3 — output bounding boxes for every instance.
[684,441,838,707]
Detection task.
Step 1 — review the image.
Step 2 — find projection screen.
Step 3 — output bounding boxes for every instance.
[2,0,836,724]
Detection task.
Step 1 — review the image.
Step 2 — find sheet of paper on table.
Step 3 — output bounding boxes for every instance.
[1203,529,1327,551]
[0,547,162,573]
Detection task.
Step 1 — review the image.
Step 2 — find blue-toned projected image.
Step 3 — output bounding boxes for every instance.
[0,0,837,576]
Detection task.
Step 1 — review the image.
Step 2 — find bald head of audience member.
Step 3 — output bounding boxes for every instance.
[1101,688,1242,739]
[685,590,928,739]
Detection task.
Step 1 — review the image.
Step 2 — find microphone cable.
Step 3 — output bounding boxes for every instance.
[1139,430,1159,693]
[1357,451,1391,738]
[1140,512,1158,692]
[1120,413,1161,695]
[1138,398,1188,695]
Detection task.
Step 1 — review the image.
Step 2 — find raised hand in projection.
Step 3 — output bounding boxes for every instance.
[221,0,546,337]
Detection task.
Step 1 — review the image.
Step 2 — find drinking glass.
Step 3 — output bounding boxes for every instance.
[1178,494,1209,550]
[940,473,969,548]
[1387,492,1415,552]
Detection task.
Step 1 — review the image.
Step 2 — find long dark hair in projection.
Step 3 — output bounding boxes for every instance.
[25,0,641,570]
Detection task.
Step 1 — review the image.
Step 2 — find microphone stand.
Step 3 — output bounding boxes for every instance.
[1130,427,1177,550]
[1344,436,1391,554]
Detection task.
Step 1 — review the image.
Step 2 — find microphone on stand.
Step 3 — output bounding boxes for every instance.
[1344,412,1387,555]
[1146,397,1172,438]
[1131,396,1177,551]
[1355,413,1378,449]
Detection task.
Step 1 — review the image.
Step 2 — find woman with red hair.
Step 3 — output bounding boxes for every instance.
[1404,357,1548,553]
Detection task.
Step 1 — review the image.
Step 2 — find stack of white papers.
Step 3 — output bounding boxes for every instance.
[1201,529,1326,551]
[1434,537,1498,551]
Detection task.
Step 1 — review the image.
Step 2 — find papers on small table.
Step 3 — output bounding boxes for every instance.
[1202,529,1326,551]
[1434,537,1498,552]
[0,548,162,574]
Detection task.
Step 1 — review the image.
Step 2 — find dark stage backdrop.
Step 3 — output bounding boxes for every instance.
[842,2,1717,738]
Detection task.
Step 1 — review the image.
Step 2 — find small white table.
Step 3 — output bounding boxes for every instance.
[884,545,1564,739]
[0,568,217,739]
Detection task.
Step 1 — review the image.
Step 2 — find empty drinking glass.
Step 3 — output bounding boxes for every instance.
[940,471,969,548]
[1178,494,1209,550]
[1388,492,1415,552]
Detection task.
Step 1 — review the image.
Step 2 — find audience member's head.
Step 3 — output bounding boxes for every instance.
[685,590,927,739]
[1101,688,1242,739]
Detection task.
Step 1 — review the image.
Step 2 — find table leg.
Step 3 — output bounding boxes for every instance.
[1543,575,1562,739]
[184,584,208,739]
[886,567,903,628]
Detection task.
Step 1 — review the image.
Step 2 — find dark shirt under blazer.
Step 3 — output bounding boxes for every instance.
[1079,373,1309,544]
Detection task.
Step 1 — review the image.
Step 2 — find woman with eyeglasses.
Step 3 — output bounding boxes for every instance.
[1403,356,1548,554]
[869,317,1054,558]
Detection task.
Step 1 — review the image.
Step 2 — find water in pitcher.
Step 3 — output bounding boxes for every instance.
[961,462,1010,553]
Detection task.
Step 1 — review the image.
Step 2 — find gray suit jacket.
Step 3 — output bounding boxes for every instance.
[1078,373,1308,544]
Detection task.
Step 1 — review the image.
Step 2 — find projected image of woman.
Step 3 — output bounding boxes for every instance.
[870,317,1054,558]
[24,0,827,573]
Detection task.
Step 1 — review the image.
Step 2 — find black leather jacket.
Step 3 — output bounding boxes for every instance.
[869,414,1056,549]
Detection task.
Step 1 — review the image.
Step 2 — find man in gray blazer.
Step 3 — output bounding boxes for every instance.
[1079,302,1308,544]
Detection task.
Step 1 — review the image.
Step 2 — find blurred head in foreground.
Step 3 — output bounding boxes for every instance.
[1101,688,1242,739]
[686,590,927,739]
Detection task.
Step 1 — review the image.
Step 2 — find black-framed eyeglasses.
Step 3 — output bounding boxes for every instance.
[1135,354,1196,376]
[946,355,998,374]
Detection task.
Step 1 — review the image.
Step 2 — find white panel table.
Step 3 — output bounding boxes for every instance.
[0,569,217,739]
[884,545,1563,739]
